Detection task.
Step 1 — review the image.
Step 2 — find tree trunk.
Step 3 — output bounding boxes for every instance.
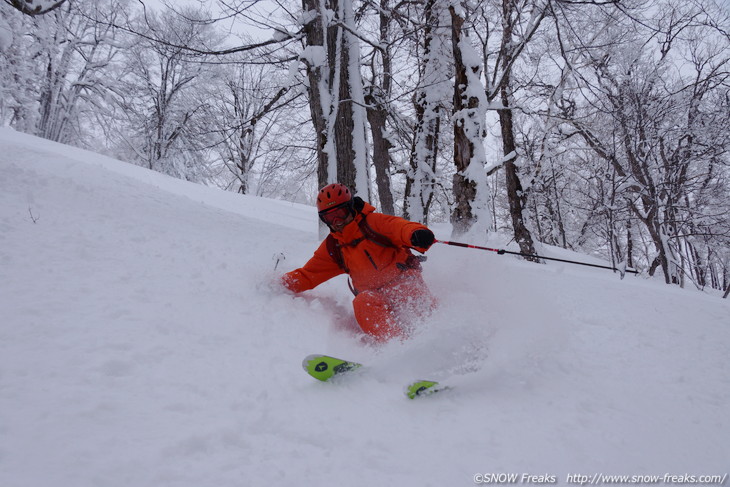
[450,7,473,235]
[405,0,446,223]
[333,56,357,190]
[301,0,363,194]
[365,88,395,214]
[449,4,491,236]
[498,89,538,261]
[301,0,330,188]
[364,0,395,214]
[626,218,634,269]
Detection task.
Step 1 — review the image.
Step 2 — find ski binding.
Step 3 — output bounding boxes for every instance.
[302,354,362,382]
[404,379,448,399]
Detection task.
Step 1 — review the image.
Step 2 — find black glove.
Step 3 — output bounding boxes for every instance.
[410,229,435,250]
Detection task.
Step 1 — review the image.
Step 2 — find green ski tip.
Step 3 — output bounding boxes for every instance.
[303,354,362,382]
[405,380,443,399]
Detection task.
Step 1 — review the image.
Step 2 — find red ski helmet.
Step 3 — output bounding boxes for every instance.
[316,183,352,212]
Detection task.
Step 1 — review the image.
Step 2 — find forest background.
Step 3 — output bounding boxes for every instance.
[1,0,729,295]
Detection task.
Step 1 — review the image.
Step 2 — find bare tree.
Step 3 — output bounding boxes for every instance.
[206,61,304,195]
[487,0,549,257]
[34,1,124,143]
[109,6,220,181]
[553,0,730,284]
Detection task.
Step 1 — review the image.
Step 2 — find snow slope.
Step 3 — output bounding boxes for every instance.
[1,128,728,487]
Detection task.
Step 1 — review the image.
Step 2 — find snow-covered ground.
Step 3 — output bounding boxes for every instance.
[1,128,728,487]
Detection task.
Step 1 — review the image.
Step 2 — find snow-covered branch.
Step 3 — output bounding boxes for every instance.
[5,0,66,16]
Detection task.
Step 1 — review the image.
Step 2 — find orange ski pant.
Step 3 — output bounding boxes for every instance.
[352,270,436,342]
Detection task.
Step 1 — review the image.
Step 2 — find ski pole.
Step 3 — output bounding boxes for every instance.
[272,252,286,270]
[434,239,639,277]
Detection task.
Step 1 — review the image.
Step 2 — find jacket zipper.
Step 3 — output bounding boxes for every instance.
[363,249,378,269]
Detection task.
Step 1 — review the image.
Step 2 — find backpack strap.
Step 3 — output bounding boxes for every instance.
[357,214,396,248]
[326,213,422,273]
[325,234,349,274]
[357,214,426,270]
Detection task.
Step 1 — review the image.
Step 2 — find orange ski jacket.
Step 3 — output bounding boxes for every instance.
[282,201,430,294]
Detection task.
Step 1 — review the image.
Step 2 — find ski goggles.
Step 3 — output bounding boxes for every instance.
[319,202,352,226]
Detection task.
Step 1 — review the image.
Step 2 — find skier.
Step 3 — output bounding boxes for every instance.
[281,183,437,343]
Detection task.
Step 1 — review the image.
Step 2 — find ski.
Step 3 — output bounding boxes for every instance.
[303,354,448,398]
[404,380,448,399]
[302,354,363,382]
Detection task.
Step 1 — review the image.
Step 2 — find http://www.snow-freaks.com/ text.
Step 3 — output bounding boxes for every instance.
[473,473,728,486]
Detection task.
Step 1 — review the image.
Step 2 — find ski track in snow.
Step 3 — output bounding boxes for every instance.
[1,128,729,486]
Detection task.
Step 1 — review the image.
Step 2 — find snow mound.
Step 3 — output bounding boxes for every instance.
[1,128,728,486]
